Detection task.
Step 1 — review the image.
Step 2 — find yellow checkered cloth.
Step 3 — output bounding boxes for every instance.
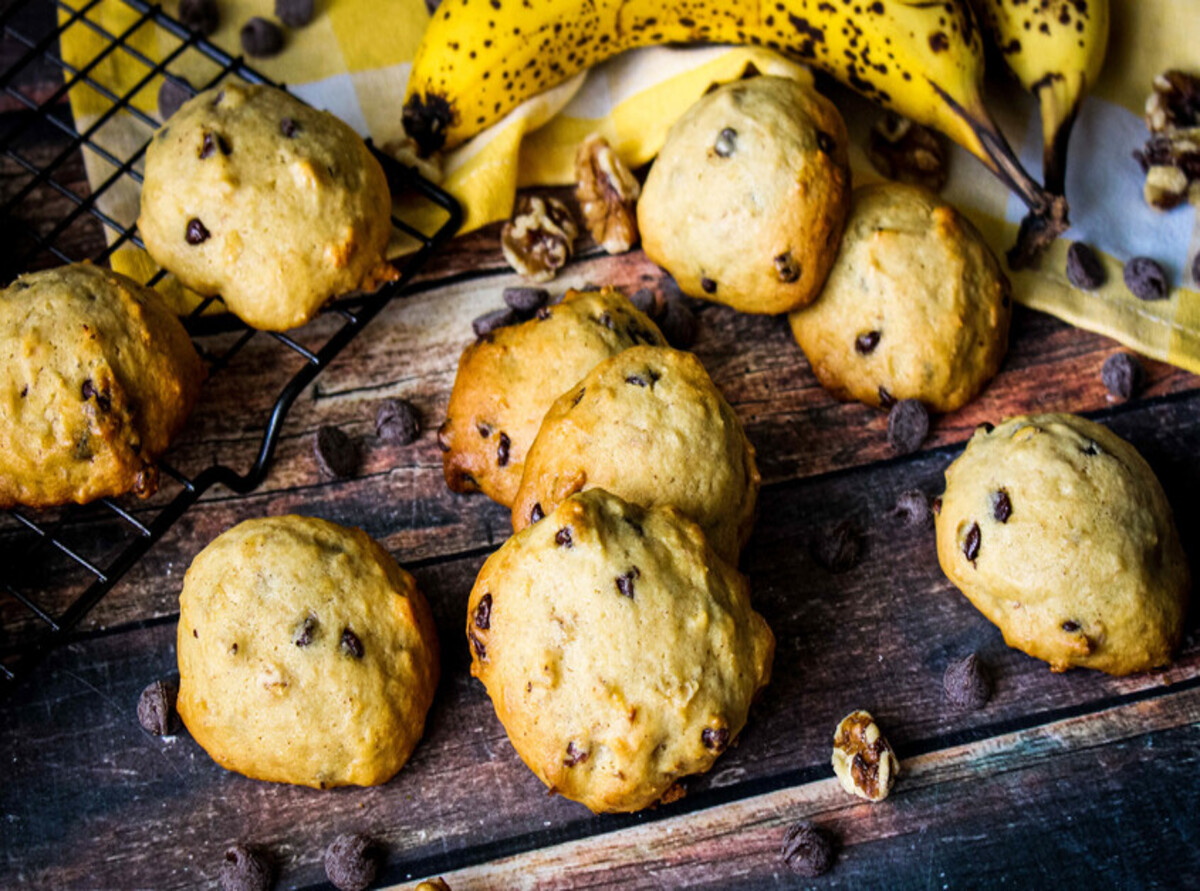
[59,0,1200,372]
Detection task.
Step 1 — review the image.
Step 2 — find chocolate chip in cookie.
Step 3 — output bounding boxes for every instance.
[185,218,210,245]
[713,127,737,158]
[855,330,880,354]
[991,489,1012,523]
[473,593,492,630]
[340,628,364,659]
[963,521,981,564]
[615,567,640,598]
[774,251,801,283]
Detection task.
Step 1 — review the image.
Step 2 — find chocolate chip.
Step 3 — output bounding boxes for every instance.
[280,117,300,138]
[625,370,658,387]
[530,503,544,524]
[963,522,981,563]
[496,431,511,466]
[219,845,273,891]
[991,489,1012,523]
[375,398,420,445]
[185,218,210,244]
[178,0,218,35]
[275,0,314,28]
[200,131,231,159]
[855,330,880,354]
[774,251,801,283]
[314,426,359,479]
[294,615,317,647]
[781,821,835,878]
[887,399,929,455]
[943,653,992,711]
[810,520,862,573]
[81,378,111,412]
[340,628,364,659]
[659,297,697,348]
[473,593,492,630]
[714,127,737,157]
[893,489,932,528]
[1124,256,1169,301]
[469,630,487,660]
[503,286,549,315]
[1066,242,1105,290]
[240,17,284,58]
[816,130,836,154]
[555,527,573,548]
[979,422,995,433]
[615,567,639,598]
[877,385,896,409]
[701,727,730,752]
[157,77,191,121]
[476,422,492,438]
[571,388,586,407]
[137,680,179,736]
[1102,352,1143,401]
[700,277,717,294]
[1061,620,1081,632]
[435,420,452,453]
[629,287,663,319]
[563,741,589,766]
[324,834,382,891]
[596,311,616,330]
[472,307,518,337]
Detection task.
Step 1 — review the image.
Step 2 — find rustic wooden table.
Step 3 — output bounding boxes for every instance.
[1,7,1198,889]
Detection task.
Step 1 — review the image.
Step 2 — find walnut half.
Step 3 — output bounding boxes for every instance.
[831,709,899,802]
[500,195,579,283]
[575,135,640,254]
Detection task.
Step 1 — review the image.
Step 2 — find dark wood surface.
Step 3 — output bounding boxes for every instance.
[1,8,1199,890]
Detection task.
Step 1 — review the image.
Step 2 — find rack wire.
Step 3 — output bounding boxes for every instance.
[0,0,462,692]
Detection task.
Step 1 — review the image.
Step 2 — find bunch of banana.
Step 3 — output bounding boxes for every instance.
[403,0,1067,263]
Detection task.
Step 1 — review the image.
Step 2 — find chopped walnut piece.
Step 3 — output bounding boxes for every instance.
[867,113,948,193]
[575,135,640,254]
[1135,71,1200,210]
[500,195,579,282]
[831,709,899,802]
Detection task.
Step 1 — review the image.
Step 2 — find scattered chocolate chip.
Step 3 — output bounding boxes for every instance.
[877,386,896,409]
[943,653,992,711]
[887,399,929,455]
[340,628,364,659]
[963,522,981,564]
[659,297,697,348]
[893,489,932,528]
[1061,620,1081,632]
[503,286,549,316]
[991,489,1012,523]
[294,615,317,647]
[810,520,862,573]
[781,821,835,878]
[157,77,191,121]
[714,127,737,157]
[816,131,835,154]
[496,432,511,466]
[178,0,218,36]
[563,741,589,766]
[1124,256,1169,301]
[615,567,639,598]
[855,330,880,354]
[1102,352,1143,401]
[555,527,573,548]
[530,503,544,524]
[137,680,179,736]
[325,834,382,891]
[275,0,314,28]
[240,17,284,58]
[1066,242,1105,290]
[185,217,210,245]
[280,117,300,138]
[375,399,420,445]
[774,251,801,283]
[701,726,730,752]
[473,593,492,630]
[219,845,273,891]
[314,426,359,479]
[435,420,452,453]
[700,276,717,294]
[472,307,518,337]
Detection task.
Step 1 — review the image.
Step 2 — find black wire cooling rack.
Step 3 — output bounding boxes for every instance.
[0,0,462,692]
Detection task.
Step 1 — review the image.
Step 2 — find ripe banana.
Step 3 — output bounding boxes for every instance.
[969,0,1109,197]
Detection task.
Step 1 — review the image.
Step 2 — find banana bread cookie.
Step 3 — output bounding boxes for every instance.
[789,183,1011,412]
[638,76,850,314]
[139,83,394,331]
[439,287,664,507]
[177,515,440,787]
[467,489,774,813]
[511,345,758,563]
[935,414,1189,675]
[0,263,204,508]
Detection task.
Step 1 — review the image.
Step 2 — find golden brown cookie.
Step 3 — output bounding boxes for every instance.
[789,183,1011,412]
[935,414,1189,675]
[0,263,204,508]
[468,489,774,813]
[139,83,394,331]
[511,345,758,563]
[177,515,440,788]
[638,76,850,314]
[439,288,665,506]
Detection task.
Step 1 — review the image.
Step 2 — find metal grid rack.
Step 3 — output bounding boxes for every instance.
[0,0,462,692]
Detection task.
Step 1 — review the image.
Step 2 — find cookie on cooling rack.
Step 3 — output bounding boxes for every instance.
[138,83,394,331]
[177,515,440,788]
[439,287,665,507]
[468,488,774,813]
[0,263,204,509]
[511,345,758,564]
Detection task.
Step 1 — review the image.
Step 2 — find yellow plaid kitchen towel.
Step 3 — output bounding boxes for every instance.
[59,0,1199,372]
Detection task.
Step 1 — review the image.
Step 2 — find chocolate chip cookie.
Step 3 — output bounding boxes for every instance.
[511,345,759,563]
[177,515,440,787]
[467,489,774,813]
[0,263,204,508]
[139,83,394,331]
[935,414,1189,675]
